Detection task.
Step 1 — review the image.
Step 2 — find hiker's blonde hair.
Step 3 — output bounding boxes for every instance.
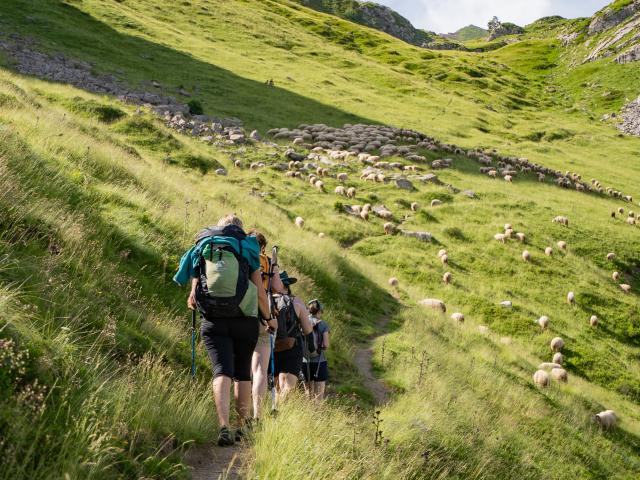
[217,214,243,228]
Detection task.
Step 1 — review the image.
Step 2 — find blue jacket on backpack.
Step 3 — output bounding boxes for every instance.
[173,234,260,287]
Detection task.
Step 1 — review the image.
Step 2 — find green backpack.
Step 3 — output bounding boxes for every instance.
[195,225,257,319]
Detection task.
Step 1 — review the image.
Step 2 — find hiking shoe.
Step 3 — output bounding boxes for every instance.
[234,420,253,442]
[217,426,235,447]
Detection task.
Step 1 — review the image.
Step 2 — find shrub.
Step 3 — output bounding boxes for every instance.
[187,100,204,115]
[66,97,126,123]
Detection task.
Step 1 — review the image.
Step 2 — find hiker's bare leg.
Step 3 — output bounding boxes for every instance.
[251,343,270,419]
[314,381,326,400]
[212,376,231,427]
[278,372,298,399]
[234,380,252,421]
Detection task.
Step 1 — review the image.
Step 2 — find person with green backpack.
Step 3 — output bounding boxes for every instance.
[174,214,269,447]
[272,271,313,399]
[302,299,330,400]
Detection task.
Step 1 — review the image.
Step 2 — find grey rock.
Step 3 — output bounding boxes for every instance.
[394,178,414,190]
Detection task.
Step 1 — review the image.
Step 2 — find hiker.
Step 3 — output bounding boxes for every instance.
[248,230,283,420]
[302,299,330,400]
[273,271,312,399]
[174,214,269,447]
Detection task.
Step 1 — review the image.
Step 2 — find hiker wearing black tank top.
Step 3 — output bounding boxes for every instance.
[302,299,330,400]
[272,271,312,400]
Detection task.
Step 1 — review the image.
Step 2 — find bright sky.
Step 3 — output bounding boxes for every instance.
[374,0,612,33]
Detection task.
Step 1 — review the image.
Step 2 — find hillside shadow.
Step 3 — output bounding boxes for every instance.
[0,0,375,130]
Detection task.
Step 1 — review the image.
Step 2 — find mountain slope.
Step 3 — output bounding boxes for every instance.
[444,24,488,42]
[1,1,640,479]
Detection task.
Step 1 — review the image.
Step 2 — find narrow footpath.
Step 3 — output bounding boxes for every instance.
[353,315,392,405]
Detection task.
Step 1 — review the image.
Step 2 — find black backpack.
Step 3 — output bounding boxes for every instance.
[195,224,252,319]
[274,294,300,342]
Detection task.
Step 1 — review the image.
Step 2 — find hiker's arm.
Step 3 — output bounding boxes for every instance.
[188,278,198,310]
[271,264,285,293]
[322,331,330,350]
[251,270,270,319]
[295,299,313,335]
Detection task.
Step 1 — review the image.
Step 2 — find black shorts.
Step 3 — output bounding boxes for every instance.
[274,339,303,376]
[200,316,259,381]
[302,361,328,382]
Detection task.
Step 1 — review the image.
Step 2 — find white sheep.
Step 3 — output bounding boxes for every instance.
[538,362,562,370]
[551,368,568,383]
[558,241,567,250]
[522,250,531,262]
[552,352,563,365]
[533,370,550,387]
[594,410,617,429]
[437,249,447,259]
[504,228,514,239]
[537,316,549,330]
[504,223,512,231]
[545,247,553,256]
[567,291,575,304]
[431,199,442,207]
[295,216,305,228]
[620,284,631,293]
[627,217,636,225]
[590,315,599,327]
[234,159,242,168]
[337,173,348,183]
[504,175,513,183]
[314,180,325,192]
[552,216,569,226]
[550,337,564,352]
[411,202,420,212]
[443,272,452,284]
[494,233,506,243]
[334,186,346,196]
[389,277,399,287]
[383,222,396,235]
[419,298,446,313]
[612,271,620,281]
[516,232,526,243]
[362,204,372,212]
[309,175,317,186]
[360,210,369,221]
[606,252,616,261]
[451,312,465,324]
[440,254,449,266]
[318,232,325,238]
[347,187,357,198]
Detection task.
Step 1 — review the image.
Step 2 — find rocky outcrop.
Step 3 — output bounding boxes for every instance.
[588,1,640,35]
[584,16,640,62]
[619,96,640,136]
[487,20,524,41]
[616,43,640,63]
[297,0,433,47]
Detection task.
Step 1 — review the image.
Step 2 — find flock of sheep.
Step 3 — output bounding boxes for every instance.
[264,123,637,432]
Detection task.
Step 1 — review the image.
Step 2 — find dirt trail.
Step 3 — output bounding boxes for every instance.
[185,442,245,480]
[353,315,392,405]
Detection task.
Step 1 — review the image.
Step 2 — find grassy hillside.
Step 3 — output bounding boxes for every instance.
[1,0,640,479]
[446,24,488,42]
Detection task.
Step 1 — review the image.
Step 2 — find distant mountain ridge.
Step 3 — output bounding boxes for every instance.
[443,25,488,42]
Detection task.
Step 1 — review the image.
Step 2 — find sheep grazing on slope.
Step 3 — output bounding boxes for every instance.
[295,217,305,228]
[443,272,452,284]
[620,284,632,293]
[553,352,563,365]
[494,233,506,243]
[383,222,396,235]
[314,180,325,192]
[437,249,447,259]
[606,252,616,261]
[627,217,636,225]
[334,186,346,196]
[516,232,526,243]
[420,298,446,313]
[618,207,625,215]
[318,232,325,238]
[552,216,569,227]
[545,247,553,256]
[533,370,550,387]
[388,277,399,287]
[234,159,243,168]
[360,210,369,221]
[522,250,531,262]
[346,187,357,198]
[451,312,465,324]
[411,202,420,212]
[558,241,567,250]
[504,228,514,239]
[504,175,513,183]
[594,410,617,429]
[336,173,348,183]
[504,224,512,231]
[612,271,620,281]
[538,362,562,370]
[551,368,568,383]
[567,291,575,304]
[431,199,442,207]
[590,315,599,327]
[537,316,549,330]
[550,337,565,352]
[440,254,449,266]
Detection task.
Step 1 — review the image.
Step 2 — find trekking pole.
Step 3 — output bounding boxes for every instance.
[267,245,279,411]
[269,332,276,411]
[190,309,196,378]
